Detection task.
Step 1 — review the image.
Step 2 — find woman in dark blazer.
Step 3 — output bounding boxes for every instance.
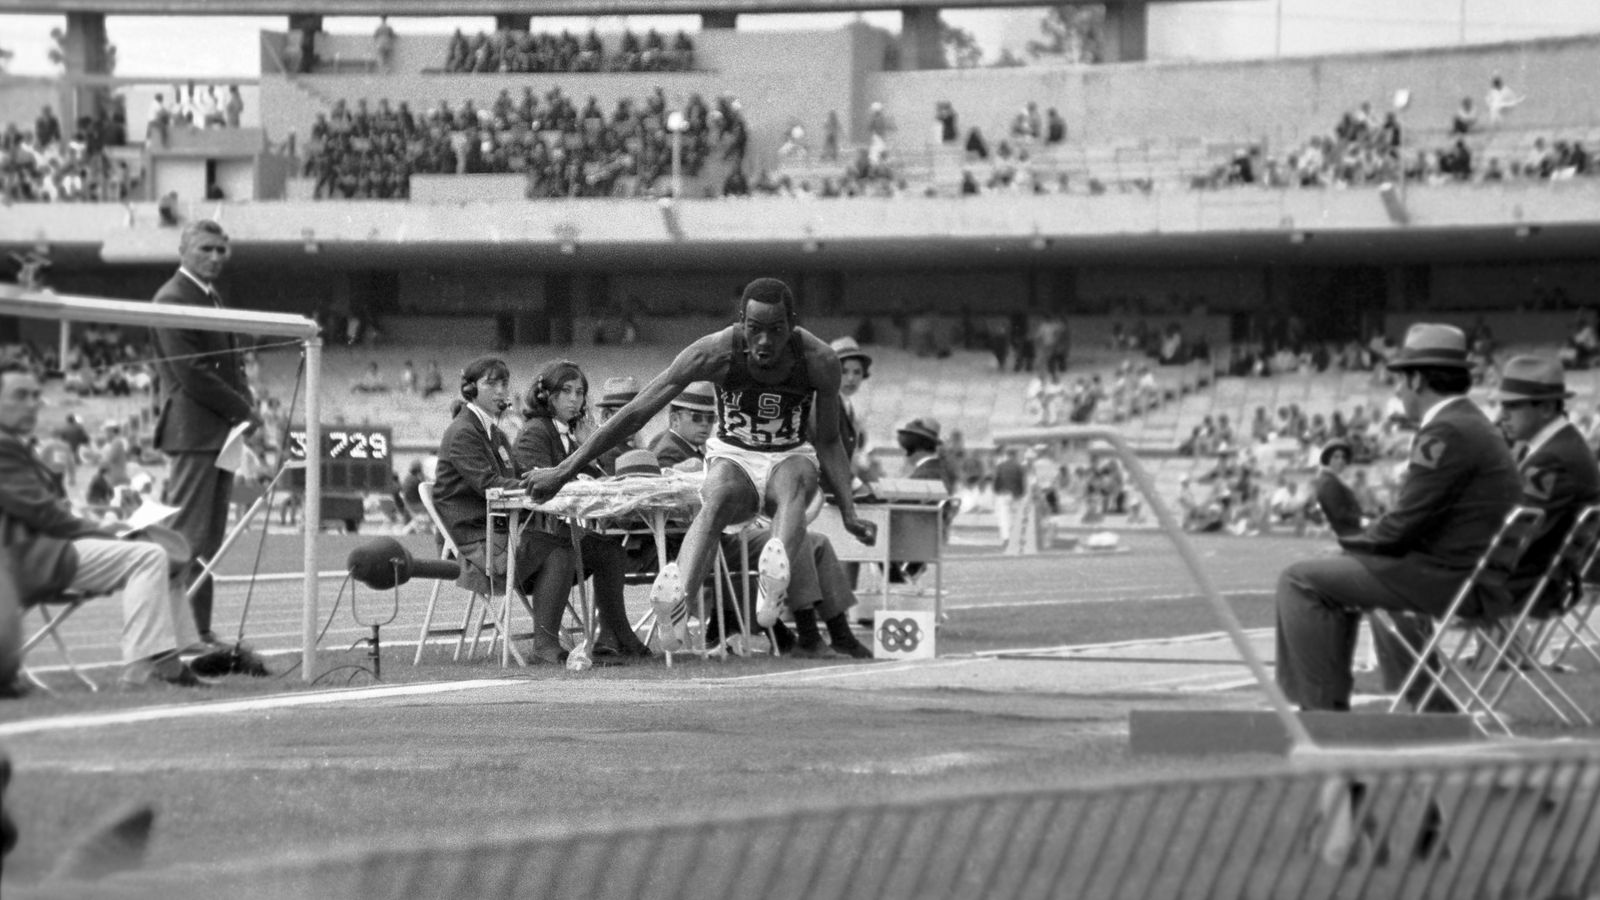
[512,360,651,661]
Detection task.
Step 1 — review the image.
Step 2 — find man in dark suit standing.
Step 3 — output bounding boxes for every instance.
[1495,355,1600,615]
[1275,323,1521,712]
[151,220,259,646]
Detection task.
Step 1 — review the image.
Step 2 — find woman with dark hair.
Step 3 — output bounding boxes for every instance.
[434,355,576,665]
[512,359,651,662]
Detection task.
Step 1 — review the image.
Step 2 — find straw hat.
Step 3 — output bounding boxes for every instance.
[897,417,942,446]
[1493,356,1573,403]
[613,448,662,478]
[830,336,872,368]
[1386,323,1472,370]
[670,381,716,413]
[596,375,640,409]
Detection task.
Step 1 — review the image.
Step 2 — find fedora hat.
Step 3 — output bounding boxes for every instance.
[1386,323,1472,370]
[830,336,872,368]
[1494,355,1573,403]
[596,375,640,409]
[897,417,942,446]
[670,381,716,413]
[1319,438,1353,467]
[613,448,662,478]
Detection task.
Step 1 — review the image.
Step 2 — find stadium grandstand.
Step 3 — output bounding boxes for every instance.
[6,0,1600,896]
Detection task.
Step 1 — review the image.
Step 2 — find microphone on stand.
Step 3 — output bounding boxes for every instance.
[346,537,460,589]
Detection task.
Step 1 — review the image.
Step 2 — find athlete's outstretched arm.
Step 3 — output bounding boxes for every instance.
[524,331,729,501]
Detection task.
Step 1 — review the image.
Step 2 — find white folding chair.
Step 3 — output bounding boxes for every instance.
[1471,504,1600,728]
[20,593,98,692]
[412,481,502,666]
[1544,517,1600,670]
[1376,505,1544,735]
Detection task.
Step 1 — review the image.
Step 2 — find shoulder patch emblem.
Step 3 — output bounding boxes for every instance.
[1410,436,1445,470]
[1526,467,1556,503]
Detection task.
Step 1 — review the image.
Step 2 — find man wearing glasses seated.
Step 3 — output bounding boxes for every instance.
[648,382,716,468]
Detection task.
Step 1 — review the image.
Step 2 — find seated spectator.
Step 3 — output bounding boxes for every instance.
[352,361,389,394]
[420,360,445,398]
[510,360,651,662]
[1450,97,1478,135]
[1313,439,1363,537]
[432,356,576,665]
[0,361,209,687]
[648,381,715,468]
[1495,357,1600,618]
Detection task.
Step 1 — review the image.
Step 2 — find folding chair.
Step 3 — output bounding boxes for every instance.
[1377,505,1544,735]
[19,593,98,692]
[1543,520,1600,670]
[1471,503,1600,728]
[412,481,505,666]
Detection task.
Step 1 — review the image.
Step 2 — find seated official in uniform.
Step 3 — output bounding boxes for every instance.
[1313,439,1364,538]
[1274,324,1521,712]
[0,361,207,687]
[511,360,651,663]
[592,375,642,476]
[888,417,957,585]
[1495,356,1600,618]
[432,356,576,665]
[647,381,716,468]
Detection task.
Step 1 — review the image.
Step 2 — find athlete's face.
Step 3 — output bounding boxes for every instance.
[742,299,791,370]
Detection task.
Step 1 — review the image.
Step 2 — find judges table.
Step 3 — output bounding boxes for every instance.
[812,479,952,621]
[486,472,747,664]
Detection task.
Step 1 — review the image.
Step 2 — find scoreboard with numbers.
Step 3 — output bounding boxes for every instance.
[285,425,394,493]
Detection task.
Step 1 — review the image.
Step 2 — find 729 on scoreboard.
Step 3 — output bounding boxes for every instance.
[285,425,394,493]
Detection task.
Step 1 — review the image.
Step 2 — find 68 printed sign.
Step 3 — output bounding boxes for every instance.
[873,611,936,659]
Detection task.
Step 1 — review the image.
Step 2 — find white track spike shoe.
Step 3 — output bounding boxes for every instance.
[649,563,690,652]
[755,540,791,629]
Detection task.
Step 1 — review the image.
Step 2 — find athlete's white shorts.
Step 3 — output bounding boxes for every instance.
[704,435,819,509]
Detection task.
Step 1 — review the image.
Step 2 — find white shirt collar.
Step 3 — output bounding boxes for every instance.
[1419,394,1470,429]
[1521,416,1571,467]
[465,401,498,437]
[178,266,215,298]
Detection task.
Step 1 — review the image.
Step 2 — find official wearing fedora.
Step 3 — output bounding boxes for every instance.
[593,376,641,475]
[1274,324,1521,712]
[1496,356,1600,617]
[648,381,716,467]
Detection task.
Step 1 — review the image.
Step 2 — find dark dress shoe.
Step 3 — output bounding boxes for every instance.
[119,657,209,689]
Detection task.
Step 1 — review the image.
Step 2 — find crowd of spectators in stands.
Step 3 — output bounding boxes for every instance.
[1199,75,1587,190]
[443,27,694,74]
[2,103,137,203]
[302,86,745,200]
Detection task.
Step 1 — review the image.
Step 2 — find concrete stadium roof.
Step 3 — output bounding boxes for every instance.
[0,0,1225,16]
